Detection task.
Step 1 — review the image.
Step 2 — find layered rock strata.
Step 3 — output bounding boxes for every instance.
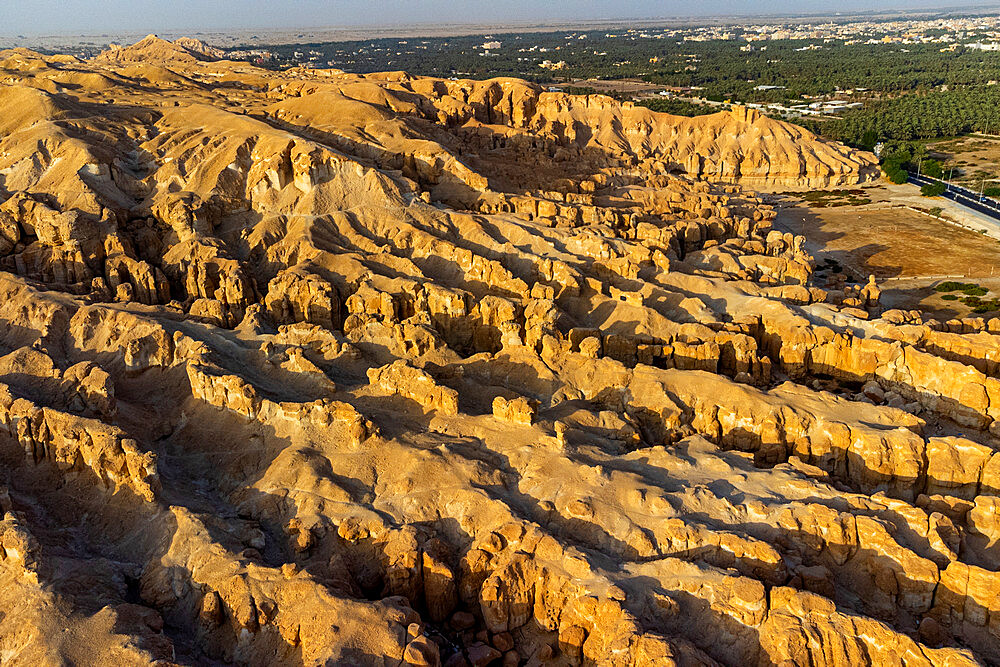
[0,37,986,667]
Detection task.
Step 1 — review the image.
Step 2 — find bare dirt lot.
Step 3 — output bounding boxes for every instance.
[926,134,1000,189]
[775,193,1000,318]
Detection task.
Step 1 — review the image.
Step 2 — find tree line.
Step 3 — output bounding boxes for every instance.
[798,87,1000,148]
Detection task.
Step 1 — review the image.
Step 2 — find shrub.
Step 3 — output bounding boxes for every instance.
[942,294,959,300]
[962,286,989,296]
[928,206,943,217]
[920,181,946,197]
[882,147,913,168]
[921,159,944,179]
[884,167,908,184]
[935,281,979,292]
[960,296,1000,310]
[968,298,1000,312]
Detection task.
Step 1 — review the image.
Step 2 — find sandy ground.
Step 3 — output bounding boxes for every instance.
[774,184,1000,319]
[926,134,1000,189]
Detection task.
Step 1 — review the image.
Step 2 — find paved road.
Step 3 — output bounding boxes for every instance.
[909,173,1000,220]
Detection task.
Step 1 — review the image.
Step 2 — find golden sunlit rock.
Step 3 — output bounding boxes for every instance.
[0,36,988,666]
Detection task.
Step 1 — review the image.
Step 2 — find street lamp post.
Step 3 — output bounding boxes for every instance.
[982,178,1000,204]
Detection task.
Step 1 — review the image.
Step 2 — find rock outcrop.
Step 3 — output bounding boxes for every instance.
[0,37,985,667]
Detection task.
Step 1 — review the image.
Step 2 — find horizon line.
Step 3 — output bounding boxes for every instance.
[5,5,1000,42]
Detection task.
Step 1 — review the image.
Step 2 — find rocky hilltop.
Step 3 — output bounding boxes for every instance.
[0,38,987,667]
[96,33,223,64]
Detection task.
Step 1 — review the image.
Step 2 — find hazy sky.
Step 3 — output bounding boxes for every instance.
[1,0,994,35]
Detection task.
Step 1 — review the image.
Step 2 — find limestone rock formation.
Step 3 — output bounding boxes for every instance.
[95,34,222,64]
[0,37,987,667]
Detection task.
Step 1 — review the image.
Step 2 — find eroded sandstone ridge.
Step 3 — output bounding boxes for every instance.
[0,36,984,667]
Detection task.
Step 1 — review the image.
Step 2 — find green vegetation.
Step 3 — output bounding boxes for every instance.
[884,169,908,184]
[561,85,629,101]
[881,148,912,183]
[935,281,985,293]
[232,28,1000,151]
[929,206,944,217]
[238,36,1000,103]
[560,85,599,96]
[921,159,944,179]
[637,98,717,117]
[874,143,947,185]
[961,296,1000,312]
[934,282,997,311]
[805,88,1000,147]
[920,181,946,197]
[800,189,872,207]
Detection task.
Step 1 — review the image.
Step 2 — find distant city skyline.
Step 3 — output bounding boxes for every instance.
[3,0,1000,36]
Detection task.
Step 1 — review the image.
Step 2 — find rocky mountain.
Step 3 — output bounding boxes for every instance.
[95,34,221,64]
[0,39,988,667]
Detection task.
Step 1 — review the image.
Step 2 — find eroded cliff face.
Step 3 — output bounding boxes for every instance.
[0,37,983,667]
